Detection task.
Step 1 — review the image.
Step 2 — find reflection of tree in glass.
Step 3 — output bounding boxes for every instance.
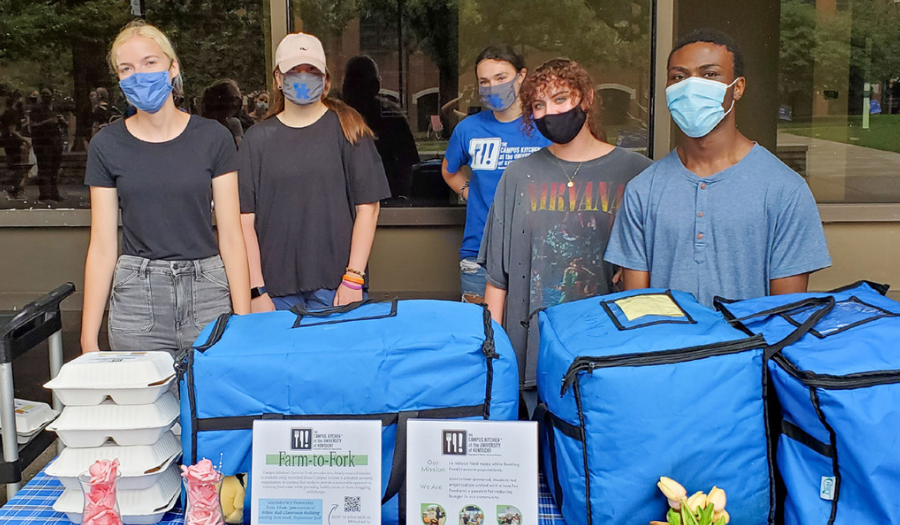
[779,0,900,114]
[0,0,267,121]
[150,0,268,105]
[457,0,649,74]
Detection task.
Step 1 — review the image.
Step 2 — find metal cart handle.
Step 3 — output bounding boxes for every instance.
[0,282,76,364]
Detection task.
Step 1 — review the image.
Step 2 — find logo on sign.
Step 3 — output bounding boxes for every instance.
[442,430,467,455]
[291,428,312,450]
[469,138,502,170]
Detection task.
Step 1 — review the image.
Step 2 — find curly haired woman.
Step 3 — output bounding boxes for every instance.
[479,58,652,415]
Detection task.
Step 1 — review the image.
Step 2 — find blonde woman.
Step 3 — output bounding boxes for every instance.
[81,21,250,356]
[239,33,390,312]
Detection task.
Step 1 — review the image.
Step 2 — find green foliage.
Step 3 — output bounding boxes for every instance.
[458,0,648,73]
[149,0,268,102]
[780,0,900,101]
[696,504,715,525]
[0,0,267,102]
[667,508,682,525]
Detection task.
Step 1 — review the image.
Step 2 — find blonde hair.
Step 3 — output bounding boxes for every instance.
[108,20,184,96]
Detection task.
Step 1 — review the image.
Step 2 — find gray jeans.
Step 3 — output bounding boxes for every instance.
[108,255,232,359]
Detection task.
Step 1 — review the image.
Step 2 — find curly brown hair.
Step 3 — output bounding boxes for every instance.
[519,58,605,142]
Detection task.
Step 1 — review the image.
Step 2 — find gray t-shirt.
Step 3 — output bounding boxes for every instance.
[238,112,390,296]
[85,115,237,261]
[479,147,652,387]
[604,145,832,306]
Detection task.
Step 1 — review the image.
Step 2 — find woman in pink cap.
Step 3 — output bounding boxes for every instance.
[239,32,390,312]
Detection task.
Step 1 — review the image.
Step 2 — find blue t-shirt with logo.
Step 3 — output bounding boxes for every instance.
[445,111,551,259]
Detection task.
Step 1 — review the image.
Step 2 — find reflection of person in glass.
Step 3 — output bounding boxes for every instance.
[342,55,419,199]
[443,45,551,304]
[480,59,652,416]
[29,88,67,202]
[605,29,831,306]
[239,33,390,313]
[2,94,30,200]
[201,79,244,147]
[250,91,269,123]
[81,21,251,354]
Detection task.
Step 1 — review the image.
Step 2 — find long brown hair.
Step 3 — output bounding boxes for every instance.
[268,71,373,144]
[519,58,606,142]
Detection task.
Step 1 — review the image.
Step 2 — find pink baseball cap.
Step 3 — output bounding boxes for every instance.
[275,33,327,75]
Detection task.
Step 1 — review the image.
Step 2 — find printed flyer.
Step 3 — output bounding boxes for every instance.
[406,420,538,525]
[251,420,382,525]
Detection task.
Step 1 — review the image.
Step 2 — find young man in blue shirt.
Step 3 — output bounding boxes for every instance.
[605,29,831,306]
[442,45,551,303]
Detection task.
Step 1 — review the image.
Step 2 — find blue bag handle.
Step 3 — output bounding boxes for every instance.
[715,296,836,358]
[290,298,399,328]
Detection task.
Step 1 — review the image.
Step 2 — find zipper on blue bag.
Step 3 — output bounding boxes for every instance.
[559,336,766,396]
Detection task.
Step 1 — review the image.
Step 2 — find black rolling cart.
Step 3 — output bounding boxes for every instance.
[0,282,75,499]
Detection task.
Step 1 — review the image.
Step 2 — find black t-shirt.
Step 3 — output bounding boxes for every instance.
[92,103,114,128]
[85,115,238,260]
[1,110,22,152]
[239,111,390,296]
[29,103,63,143]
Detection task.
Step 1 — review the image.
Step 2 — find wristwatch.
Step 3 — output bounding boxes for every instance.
[250,286,267,299]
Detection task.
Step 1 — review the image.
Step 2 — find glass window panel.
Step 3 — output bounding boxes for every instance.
[0,0,269,210]
[291,0,653,207]
[777,0,900,203]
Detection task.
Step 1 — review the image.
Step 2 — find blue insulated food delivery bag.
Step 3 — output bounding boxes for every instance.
[179,299,519,525]
[536,289,772,525]
[715,282,900,525]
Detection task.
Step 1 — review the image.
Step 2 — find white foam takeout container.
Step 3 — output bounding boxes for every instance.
[53,462,181,525]
[44,351,175,406]
[47,392,179,448]
[0,399,59,443]
[46,430,182,491]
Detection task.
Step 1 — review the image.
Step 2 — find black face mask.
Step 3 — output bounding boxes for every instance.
[534,105,587,144]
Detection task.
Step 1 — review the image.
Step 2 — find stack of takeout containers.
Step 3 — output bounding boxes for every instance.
[44,351,181,524]
[1,399,58,444]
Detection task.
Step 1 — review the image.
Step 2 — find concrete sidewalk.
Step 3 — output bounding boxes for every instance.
[779,132,900,202]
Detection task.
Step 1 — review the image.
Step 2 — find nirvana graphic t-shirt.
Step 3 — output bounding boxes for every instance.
[444,111,551,259]
[479,147,652,387]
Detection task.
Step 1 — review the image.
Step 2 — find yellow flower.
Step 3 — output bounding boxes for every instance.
[713,510,730,524]
[650,521,669,525]
[707,486,727,512]
[657,477,687,501]
[685,491,707,514]
[667,498,682,510]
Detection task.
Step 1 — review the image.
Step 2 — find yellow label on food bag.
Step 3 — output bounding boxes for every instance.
[614,294,684,321]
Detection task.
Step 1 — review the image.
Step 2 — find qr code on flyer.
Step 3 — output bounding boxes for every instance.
[344,496,361,512]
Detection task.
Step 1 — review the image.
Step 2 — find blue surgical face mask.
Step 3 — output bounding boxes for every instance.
[282,72,325,105]
[119,71,174,114]
[479,73,519,112]
[665,76,739,138]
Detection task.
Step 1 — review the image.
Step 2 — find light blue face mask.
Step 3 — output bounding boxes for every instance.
[282,72,325,105]
[119,71,174,114]
[665,76,739,138]
[479,73,519,112]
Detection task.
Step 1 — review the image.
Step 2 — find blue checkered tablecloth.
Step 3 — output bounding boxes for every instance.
[0,469,566,525]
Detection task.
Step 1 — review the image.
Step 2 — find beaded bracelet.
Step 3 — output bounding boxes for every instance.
[341,280,363,290]
[345,267,366,277]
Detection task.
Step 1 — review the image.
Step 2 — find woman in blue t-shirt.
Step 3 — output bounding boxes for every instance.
[442,45,551,304]
[81,21,251,355]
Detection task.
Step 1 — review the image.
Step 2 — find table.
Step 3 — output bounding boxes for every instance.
[0,469,567,525]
